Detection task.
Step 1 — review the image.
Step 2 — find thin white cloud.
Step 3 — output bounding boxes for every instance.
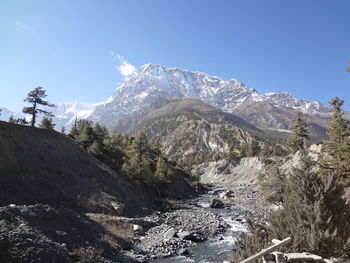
[13,20,33,33]
[111,52,137,77]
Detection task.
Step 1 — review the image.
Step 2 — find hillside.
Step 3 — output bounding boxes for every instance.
[234,100,329,142]
[0,121,198,262]
[129,98,270,163]
[0,121,196,214]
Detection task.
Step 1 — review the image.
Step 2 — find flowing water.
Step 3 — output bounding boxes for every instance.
[156,188,248,263]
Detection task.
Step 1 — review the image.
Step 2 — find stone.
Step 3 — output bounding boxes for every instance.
[133,224,144,235]
[163,227,176,241]
[177,230,192,240]
[178,248,190,256]
[111,201,125,215]
[22,207,37,217]
[55,231,67,236]
[219,190,235,199]
[210,198,224,208]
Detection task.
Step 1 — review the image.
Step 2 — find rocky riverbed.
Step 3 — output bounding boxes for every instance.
[0,157,270,263]
[0,183,268,263]
[123,182,269,263]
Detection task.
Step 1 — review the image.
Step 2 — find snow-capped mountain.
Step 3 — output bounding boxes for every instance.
[102,63,327,115]
[107,63,259,112]
[88,64,329,133]
[1,102,101,131]
[0,107,23,122]
[49,101,102,130]
[261,92,328,115]
[2,64,331,137]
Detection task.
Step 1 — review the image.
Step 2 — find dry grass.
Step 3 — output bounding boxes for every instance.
[87,213,134,249]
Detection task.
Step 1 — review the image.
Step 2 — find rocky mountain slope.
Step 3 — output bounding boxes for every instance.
[129,98,268,163]
[87,64,334,141]
[234,100,329,142]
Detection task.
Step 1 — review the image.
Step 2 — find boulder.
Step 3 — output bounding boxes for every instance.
[178,248,190,256]
[210,199,224,208]
[177,230,192,240]
[110,201,125,215]
[219,190,235,199]
[163,227,176,241]
[133,224,144,235]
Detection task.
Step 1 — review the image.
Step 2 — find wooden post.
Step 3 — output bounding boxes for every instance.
[238,237,292,263]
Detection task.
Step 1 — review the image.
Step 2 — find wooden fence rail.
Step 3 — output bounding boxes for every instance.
[238,237,292,263]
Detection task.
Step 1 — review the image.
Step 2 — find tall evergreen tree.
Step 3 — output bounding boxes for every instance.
[130,132,149,162]
[39,117,56,130]
[154,156,168,182]
[150,136,161,155]
[286,111,309,152]
[93,122,109,144]
[320,97,350,179]
[72,119,95,149]
[69,116,79,137]
[22,87,55,127]
[122,132,153,184]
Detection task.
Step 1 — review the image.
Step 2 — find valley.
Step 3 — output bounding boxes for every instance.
[0,119,270,262]
[1,1,349,262]
[1,64,349,263]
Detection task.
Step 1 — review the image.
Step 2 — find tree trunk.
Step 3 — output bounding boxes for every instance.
[31,102,37,127]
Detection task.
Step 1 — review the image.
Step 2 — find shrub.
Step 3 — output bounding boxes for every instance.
[237,157,350,259]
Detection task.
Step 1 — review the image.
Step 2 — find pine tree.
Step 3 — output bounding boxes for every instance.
[87,140,103,157]
[150,136,161,155]
[248,140,261,157]
[268,158,350,257]
[93,122,108,144]
[238,156,350,258]
[320,97,350,179]
[239,143,249,158]
[286,111,309,152]
[226,145,238,160]
[75,120,94,149]
[39,117,56,130]
[154,156,168,182]
[122,132,153,184]
[130,132,149,162]
[69,116,79,137]
[22,87,55,127]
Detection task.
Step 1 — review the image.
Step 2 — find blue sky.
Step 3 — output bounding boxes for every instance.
[1,0,349,112]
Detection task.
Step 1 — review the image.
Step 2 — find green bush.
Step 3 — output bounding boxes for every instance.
[237,157,350,259]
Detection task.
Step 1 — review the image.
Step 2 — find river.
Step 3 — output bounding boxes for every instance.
[154,187,249,263]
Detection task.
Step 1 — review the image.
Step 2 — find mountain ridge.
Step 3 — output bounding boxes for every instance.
[1,64,336,139]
